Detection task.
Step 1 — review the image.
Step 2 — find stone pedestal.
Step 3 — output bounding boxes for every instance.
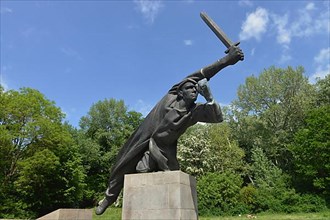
[122,171,198,220]
[37,209,92,220]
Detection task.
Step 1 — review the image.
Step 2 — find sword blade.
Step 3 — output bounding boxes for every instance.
[200,12,233,48]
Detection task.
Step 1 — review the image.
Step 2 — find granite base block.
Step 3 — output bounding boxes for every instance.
[37,209,92,220]
[122,171,198,220]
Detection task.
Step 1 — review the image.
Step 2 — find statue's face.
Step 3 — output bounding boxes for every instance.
[181,82,198,102]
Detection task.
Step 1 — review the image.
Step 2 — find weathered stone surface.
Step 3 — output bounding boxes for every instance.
[122,171,198,220]
[37,209,92,220]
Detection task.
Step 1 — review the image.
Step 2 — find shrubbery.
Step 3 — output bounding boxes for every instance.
[197,172,243,216]
[197,173,327,216]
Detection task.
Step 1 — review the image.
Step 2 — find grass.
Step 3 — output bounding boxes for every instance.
[93,208,330,220]
[200,211,330,220]
[92,207,122,219]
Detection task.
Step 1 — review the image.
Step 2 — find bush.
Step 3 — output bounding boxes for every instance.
[197,172,243,216]
[249,186,327,214]
[239,184,257,213]
[295,194,327,212]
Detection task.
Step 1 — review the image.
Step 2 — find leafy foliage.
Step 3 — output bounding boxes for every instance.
[315,75,330,107]
[197,172,243,216]
[229,66,315,169]
[178,123,245,177]
[0,87,85,218]
[177,124,212,176]
[248,147,293,212]
[239,148,327,214]
[290,105,330,196]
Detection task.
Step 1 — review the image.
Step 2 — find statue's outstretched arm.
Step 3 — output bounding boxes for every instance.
[201,43,244,80]
[169,43,243,93]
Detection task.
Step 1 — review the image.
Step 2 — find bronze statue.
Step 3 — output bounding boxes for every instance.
[95,12,244,215]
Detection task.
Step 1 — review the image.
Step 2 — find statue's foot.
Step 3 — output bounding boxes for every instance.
[95,197,111,215]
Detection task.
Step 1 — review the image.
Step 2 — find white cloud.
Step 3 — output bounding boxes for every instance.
[243,2,330,64]
[305,2,316,11]
[238,0,253,7]
[183,0,195,4]
[290,6,314,37]
[21,27,36,38]
[279,53,292,64]
[133,99,153,116]
[219,102,230,107]
[289,2,329,39]
[0,73,9,91]
[310,48,330,82]
[250,48,255,56]
[134,0,163,24]
[242,2,329,47]
[239,7,269,41]
[311,66,330,82]
[0,7,13,14]
[60,47,82,60]
[314,48,330,64]
[314,7,330,34]
[20,26,50,40]
[183,39,193,46]
[0,65,13,91]
[127,24,140,30]
[277,43,292,64]
[272,14,291,45]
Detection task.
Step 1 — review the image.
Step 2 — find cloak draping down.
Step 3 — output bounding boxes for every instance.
[104,69,223,201]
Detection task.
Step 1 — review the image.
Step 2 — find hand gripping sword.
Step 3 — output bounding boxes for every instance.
[200,12,243,60]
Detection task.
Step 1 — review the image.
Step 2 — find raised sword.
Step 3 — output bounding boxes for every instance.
[200,12,242,59]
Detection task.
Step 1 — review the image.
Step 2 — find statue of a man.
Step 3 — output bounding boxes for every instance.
[95,43,244,215]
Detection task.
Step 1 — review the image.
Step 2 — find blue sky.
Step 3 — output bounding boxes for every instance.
[1,0,329,127]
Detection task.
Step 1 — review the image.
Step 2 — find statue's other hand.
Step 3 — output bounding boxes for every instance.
[197,78,208,90]
[197,79,213,102]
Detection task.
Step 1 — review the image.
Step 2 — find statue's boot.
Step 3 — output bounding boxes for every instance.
[95,197,115,215]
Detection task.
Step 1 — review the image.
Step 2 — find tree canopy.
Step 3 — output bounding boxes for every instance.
[290,105,330,196]
[229,66,315,170]
[0,87,85,218]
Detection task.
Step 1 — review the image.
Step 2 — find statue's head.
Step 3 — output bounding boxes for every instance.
[177,79,198,103]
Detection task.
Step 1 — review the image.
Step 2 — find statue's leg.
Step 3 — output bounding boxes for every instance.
[167,146,180,170]
[96,155,141,215]
[95,176,124,215]
[149,138,170,171]
[168,157,180,170]
[136,151,157,172]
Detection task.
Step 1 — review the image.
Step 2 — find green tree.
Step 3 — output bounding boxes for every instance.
[315,75,330,107]
[0,88,63,184]
[249,147,286,188]
[80,99,143,156]
[78,98,143,205]
[178,123,245,177]
[248,147,294,212]
[229,66,315,169]
[177,124,212,176]
[290,105,330,196]
[0,87,85,218]
[244,146,327,213]
[197,172,243,215]
[208,123,245,174]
